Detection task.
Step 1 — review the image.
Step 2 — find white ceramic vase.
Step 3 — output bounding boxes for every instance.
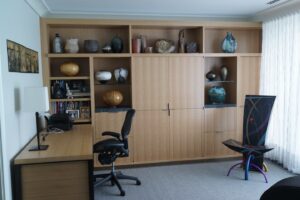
[65,38,79,53]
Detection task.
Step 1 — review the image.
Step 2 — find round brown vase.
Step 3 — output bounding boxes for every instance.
[103,90,123,106]
[60,62,80,76]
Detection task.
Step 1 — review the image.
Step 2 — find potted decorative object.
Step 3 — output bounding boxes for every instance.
[52,33,63,53]
[221,32,237,53]
[102,44,112,53]
[114,67,128,83]
[178,30,185,53]
[65,38,79,53]
[186,42,198,53]
[95,71,112,84]
[84,40,99,53]
[208,86,226,104]
[220,66,228,81]
[103,90,123,107]
[206,71,217,81]
[132,37,142,53]
[111,36,123,53]
[60,62,79,76]
[155,39,176,53]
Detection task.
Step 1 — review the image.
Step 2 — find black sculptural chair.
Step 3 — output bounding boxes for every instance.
[93,109,141,196]
[223,95,276,183]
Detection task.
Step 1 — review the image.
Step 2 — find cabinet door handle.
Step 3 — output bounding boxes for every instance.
[167,103,170,116]
[215,131,224,133]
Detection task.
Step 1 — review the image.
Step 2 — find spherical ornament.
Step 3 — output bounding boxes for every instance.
[95,71,112,84]
[60,62,79,76]
[208,86,226,104]
[103,90,123,106]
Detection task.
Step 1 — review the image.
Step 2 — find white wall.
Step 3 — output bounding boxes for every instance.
[0,0,42,199]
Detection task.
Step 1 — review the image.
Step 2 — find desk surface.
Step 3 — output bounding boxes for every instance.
[15,125,93,165]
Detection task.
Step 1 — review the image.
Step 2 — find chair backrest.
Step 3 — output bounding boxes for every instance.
[121,109,135,149]
[243,95,276,146]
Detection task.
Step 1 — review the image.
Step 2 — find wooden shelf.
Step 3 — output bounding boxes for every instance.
[74,118,91,123]
[50,98,91,102]
[50,76,90,80]
[94,83,131,86]
[206,80,235,83]
[204,104,237,108]
[132,53,203,57]
[204,53,261,57]
[48,53,131,58]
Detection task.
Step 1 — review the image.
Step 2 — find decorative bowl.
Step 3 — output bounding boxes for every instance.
[60,62,79,76]
[208,86,226,104]
[84,40,99,53]
[155,39,175,53]
[95,71,112,84]
[103,90,123,106]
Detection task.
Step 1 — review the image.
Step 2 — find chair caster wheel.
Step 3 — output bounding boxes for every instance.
[136,180,141,185]
[120,190,125,196]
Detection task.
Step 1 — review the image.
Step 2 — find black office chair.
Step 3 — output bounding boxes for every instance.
[93,109,141,196]
[223,95,276,183]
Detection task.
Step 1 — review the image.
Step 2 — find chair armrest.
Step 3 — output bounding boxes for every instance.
[102,131,121,140]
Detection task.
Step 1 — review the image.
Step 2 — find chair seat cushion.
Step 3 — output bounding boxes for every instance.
[93,138,124,153]
[223,139,273,155]
[260,176,300,200]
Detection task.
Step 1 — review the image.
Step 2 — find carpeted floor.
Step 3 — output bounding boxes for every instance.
[94,159,293,200]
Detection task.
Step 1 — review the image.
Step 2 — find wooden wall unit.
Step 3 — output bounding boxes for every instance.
[41,19,262,167]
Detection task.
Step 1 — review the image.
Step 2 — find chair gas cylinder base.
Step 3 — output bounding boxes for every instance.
[223,95,276,183]
[93,109,141,196]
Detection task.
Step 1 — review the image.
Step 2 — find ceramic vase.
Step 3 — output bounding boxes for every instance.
[111,36,123,53]
[84,40,99,53]
[132,38,142,53]
[114,67,128,83]
[220,66,228,81]
[103,90,123,106]
[221,32,237,53]
[206,71,216,81]
[65,38,79,53]
[52,33,62,53]
[208,86,226,104]
[60,62,79,76]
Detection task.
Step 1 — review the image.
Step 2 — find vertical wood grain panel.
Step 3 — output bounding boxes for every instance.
[133,110,170,163]
[170,109,204,160]
[21,162,89,200]
[237,56,261,106]
[132,56,169,110]
[203,108,239,157]
[169,57,204,109]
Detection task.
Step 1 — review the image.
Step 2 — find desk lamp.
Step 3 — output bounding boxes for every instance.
[22,87,49,151]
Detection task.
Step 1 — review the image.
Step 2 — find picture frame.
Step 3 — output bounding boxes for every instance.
[65,109,80,120]
[80,106,90,119]
[7,40,39,73]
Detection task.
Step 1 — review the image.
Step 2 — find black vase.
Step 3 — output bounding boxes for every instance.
[206,71,216,81]
[111,36,123,53]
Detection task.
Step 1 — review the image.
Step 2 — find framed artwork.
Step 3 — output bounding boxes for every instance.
[66,109,80,120]
[80,106,90,119]
[7,40,39,73]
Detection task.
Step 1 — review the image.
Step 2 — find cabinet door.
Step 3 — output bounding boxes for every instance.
[94,112,133,167]
[203,108,239,157]
[132,57,169,110]
[170,109,204,160]
[169,57,204,109]
[237,56,261,106]
[133,110,170,163]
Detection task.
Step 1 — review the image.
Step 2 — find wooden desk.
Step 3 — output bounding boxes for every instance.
[13,125,94,200]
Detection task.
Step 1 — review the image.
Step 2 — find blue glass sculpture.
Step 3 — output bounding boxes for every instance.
[221,32,237,53]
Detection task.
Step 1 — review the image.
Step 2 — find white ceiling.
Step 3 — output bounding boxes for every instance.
[34,0,293,19]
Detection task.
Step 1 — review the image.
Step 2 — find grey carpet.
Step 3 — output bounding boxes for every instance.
[94,159,293,200]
